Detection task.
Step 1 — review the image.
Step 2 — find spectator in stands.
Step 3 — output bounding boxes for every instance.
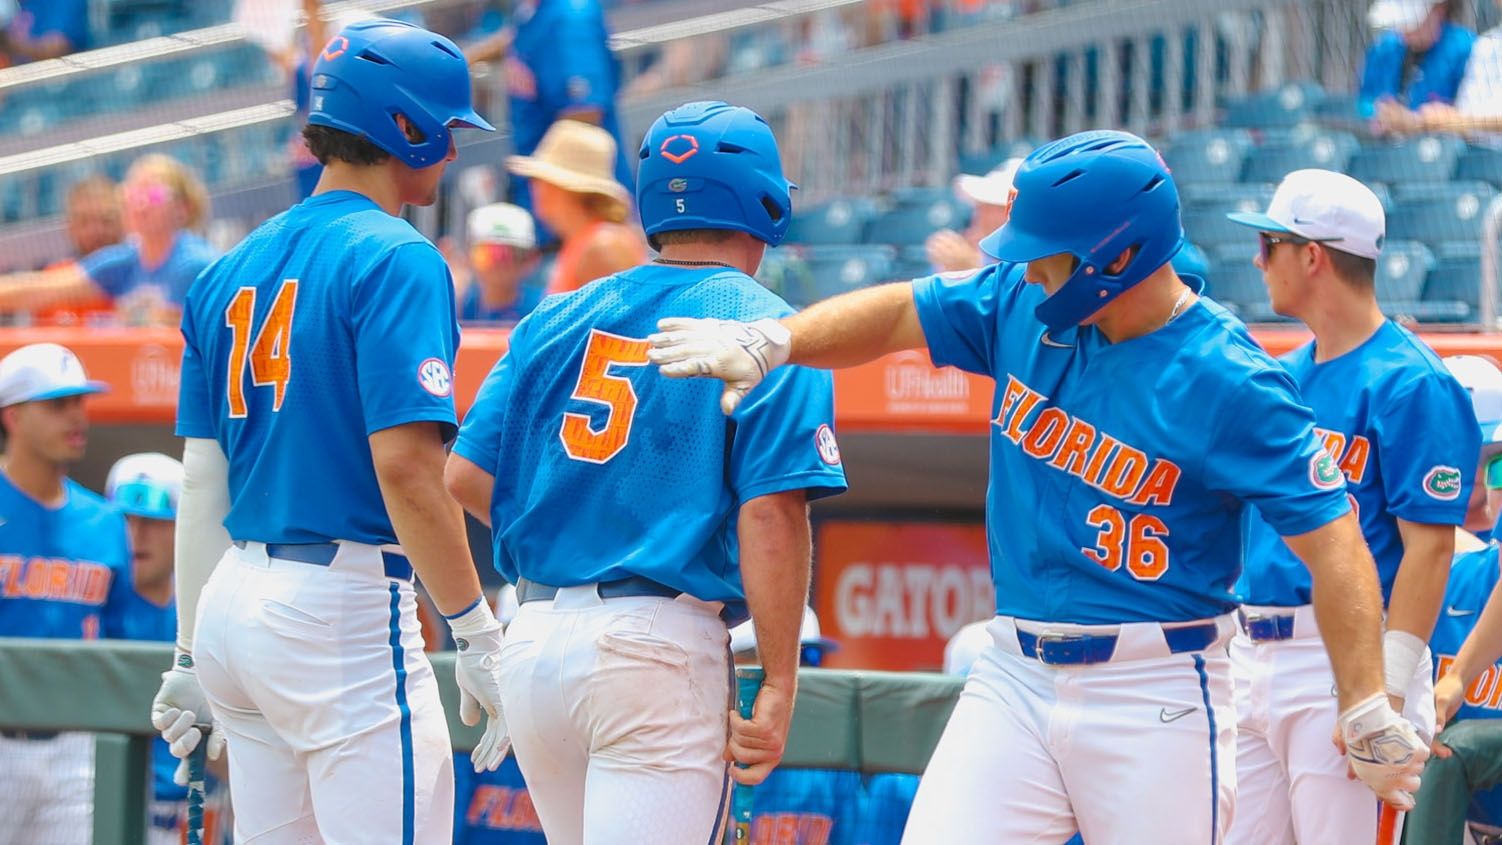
[452,202,545,324]
[1360,0,1475,134]
[506,120,644,295]
[0,0,89,64]
[1416,0,1502,142]
[925,158,1021,273]
[64,176,124,259]
[465,0,632,218]
[0,155,216,325]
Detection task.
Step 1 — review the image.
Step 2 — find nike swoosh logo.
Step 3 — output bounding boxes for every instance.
[1446,606,1477,617]
[1040,331,1074,349]
[1159,707,1196,723]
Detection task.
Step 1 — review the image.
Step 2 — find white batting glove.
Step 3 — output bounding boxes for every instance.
[1339,692,1429,810]
[647,317,792,415]
[150,650,226,786]
[449,600,510,773]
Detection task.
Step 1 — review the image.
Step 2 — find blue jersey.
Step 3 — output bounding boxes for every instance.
[455,264,846,603]
[1430,544,1502,826]
[176,191,461,544]
[454,754,545,843]
[80,233,218,307]
[749,768,862,845]
[0,475,129,639]
[17,0,91,53]
[1239,322,1477,607]
[850,773,920,845]
[460,279,545,325]
[507,0,632,192]
[912,265,1350,624]
[1359,23,1475,118]
[110,588,188,803]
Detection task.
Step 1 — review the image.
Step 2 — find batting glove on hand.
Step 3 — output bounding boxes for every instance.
[150,651,226,786]
[1338,692,1429,811]
[648,317,792,415]
[450,600,510,773]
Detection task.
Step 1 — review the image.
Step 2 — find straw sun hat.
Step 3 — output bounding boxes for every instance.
[506,120,631,215]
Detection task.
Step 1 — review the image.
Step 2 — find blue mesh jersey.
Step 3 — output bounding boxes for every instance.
[455,264,847,603]
[453,754,546,844]
[110,589,189,803]
[912,265,1351,625]
[0,474,130,639]
[176,190,461,545]
[1430,544,1502,826]
[1238,321,1478,607]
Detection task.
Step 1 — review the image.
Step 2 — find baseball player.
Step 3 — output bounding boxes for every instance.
[0,342,129,845]
[455,202,544,324]
[1222,168,1477,844]
[104,452,228,845]
[649,129,1422,843]
[147,20,511,844]
[1402,354,1502,844]
[445,100,847,844]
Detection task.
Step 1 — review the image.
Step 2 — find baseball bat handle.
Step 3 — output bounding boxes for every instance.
[729,667,764,844]
[186,727,210,845]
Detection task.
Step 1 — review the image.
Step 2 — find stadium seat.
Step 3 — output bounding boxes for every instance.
[1222,82,1325,130]
[801,246,899,300]
[1375,241,1435,302]
[785,197,877,246]
[865,199,971,246]
[895,245,936,280]
[1349,135,1465,186]
[1241,131,1358,183]
[1203,258,1267,314]
[1388,183,1499,248]
[1162,129,1253,185]
[1423,254,1483,321]
[754,248,813,305]
[1182,205,1262,248]
[1457,145,1502,189]
[1179,182,1275,211]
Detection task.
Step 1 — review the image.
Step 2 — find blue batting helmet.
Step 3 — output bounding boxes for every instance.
[307,19,494,169]
[980,130,1183,331]
[637,101,795,248]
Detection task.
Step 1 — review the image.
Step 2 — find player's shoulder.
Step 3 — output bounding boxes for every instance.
[63,480,127,527]
[1448,543,1502,605]
[1366,321,1465,396]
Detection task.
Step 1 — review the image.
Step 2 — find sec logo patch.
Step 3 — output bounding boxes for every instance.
[417,358,453,398]
[815,424,841,466]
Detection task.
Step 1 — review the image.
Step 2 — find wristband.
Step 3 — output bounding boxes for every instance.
[447,598,500,638]
[1383,629,1428,698]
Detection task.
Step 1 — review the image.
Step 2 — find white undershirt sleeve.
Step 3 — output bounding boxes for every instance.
[174,437,234,654]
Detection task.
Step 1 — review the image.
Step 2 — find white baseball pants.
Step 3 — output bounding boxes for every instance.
[0,731,93,845]
[901,614,1238,845]
[498,586,733,845]
[1226,605,1435,845]
[193,541,454,844]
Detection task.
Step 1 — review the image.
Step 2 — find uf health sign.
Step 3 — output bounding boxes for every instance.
[814,521,992,671]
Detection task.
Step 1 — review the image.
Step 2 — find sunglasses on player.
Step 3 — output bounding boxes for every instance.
[1258,232,1340,263]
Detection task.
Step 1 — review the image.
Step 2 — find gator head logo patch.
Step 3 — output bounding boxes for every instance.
[1310,450,1342,490]
[1423,465,1463,500]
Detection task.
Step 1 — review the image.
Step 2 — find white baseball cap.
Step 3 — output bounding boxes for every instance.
[729,606,839,660]
[954,158,1024,208]
[0,343,108,408]
[1226,168,1386,260]
[106,452,184,521]
[467,203,537,249]
[1368,0,1441,32]
[1444,355,1502,444]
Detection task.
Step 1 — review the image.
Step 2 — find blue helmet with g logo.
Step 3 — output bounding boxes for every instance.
[637,101,795,248]
[307,19,494,169]
[980,130,1183,331]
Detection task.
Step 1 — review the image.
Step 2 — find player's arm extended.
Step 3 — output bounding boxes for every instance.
[1282,510,1388,710]
[174,438,234,653]
[1384,519,1455,703]
[370,422,485,615]
[443,453,493,528]
[0,265,98,312]
[728,489,811,786]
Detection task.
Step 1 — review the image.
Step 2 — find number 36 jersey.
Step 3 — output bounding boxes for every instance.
[455,263,847,604]
[912,264,1350,625]
[176,190,461,545]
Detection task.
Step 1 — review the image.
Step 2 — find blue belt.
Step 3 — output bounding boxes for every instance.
[1240,611,1296,643]
[515,576,749,626]
[1015,622,1220,666]
[0,729,59,741]
[235,541,413,581]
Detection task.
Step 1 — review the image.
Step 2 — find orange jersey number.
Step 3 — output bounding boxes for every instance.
[1082,504,1171,581]
[225,280,299,417]
[560,330,650,463]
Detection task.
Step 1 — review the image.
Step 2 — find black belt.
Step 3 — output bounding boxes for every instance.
[0,729,59,741]
[516,576,748,626]
[1016,621,1220,666]
[234,541,413,581]
[1240,610,1297,643]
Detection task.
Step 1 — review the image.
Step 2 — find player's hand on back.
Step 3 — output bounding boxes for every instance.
[150,651,227,785]
[725,681,794,787]
[448,600,511,773]
[648,317,792,415]
[1337,692,1430,810]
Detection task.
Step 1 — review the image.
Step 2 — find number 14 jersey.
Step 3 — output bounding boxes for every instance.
[177,190,462,546]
